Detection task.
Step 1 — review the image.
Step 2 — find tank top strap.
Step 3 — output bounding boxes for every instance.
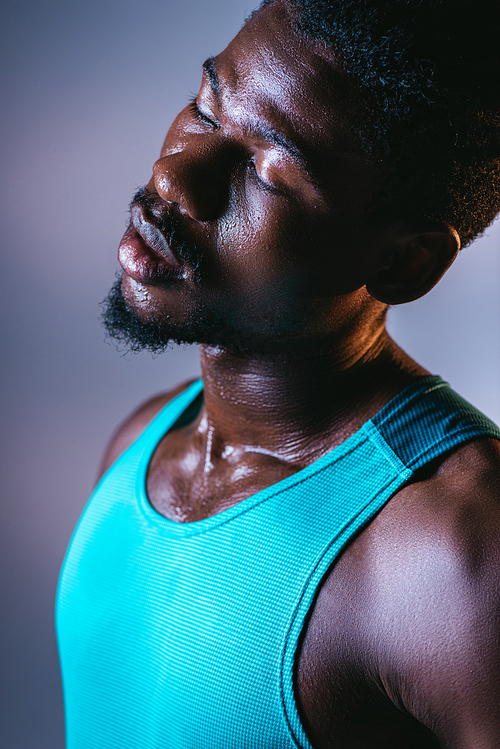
[371,375,500,471]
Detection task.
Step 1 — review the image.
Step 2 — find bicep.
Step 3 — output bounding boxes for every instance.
[369,441,500,746]
[388,554,500,747]
[422,595,500,746]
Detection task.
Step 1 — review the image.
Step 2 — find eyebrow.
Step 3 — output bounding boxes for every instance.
[201,56,311,171]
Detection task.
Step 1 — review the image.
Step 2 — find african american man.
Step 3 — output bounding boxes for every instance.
[56,1,500,747]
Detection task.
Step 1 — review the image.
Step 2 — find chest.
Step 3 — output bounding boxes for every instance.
[144,435,434,746]
[146,430,305,522]
[145,440,441,747]
[58,414,431,748]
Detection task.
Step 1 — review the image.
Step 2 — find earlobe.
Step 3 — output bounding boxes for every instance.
[366,224,460,305]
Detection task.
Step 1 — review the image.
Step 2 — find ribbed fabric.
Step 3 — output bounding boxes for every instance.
[56,376,500,749]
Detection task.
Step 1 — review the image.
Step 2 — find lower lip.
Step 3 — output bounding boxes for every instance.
[118,225,182,285]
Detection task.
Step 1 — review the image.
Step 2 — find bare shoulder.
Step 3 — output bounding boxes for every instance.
[352,436,500,745]
[96,378,200,481]
[376,436,500,578]
[368,435,500,560]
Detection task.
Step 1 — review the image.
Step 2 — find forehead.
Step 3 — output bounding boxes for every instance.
[213,1,362,158]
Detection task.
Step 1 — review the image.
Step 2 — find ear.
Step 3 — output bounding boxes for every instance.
[366,223,460,305]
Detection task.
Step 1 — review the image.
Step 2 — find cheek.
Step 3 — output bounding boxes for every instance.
[218,198,373,302]
[217,199,305,279]
[214,198,332,303]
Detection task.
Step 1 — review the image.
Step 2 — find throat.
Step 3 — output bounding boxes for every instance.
[196,332,425,463]
[146,333,428,523]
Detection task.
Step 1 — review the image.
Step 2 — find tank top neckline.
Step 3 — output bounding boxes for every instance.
[133,374,447,536]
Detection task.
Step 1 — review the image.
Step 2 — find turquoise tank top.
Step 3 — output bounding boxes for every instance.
[56,376,500,749]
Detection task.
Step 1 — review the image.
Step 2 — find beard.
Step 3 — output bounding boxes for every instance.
[101,275,276,356]
[101,186,250,355]
[101,276,190,354]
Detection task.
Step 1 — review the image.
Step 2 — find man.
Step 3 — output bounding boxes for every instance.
[56,0,500,746]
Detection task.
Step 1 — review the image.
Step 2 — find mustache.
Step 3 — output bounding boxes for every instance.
[128,186,202,274]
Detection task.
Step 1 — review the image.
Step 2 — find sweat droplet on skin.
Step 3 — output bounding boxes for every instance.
[133,283,151,302]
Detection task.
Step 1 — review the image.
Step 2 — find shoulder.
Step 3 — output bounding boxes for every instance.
[376,436,500,585]
[96,378,200,481]
[367,435,500,567]
[353,436,500,744]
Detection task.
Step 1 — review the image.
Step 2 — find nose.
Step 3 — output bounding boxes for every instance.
[152,137,235,222]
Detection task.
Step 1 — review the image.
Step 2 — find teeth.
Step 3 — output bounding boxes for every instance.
[131,205,179,266]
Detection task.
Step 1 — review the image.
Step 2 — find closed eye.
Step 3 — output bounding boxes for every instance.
[188,97,219,130]
[188,95,289,198]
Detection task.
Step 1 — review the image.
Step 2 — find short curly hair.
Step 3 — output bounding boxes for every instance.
[253,0,500,246]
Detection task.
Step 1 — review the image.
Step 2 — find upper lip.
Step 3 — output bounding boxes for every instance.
[130,204,181,268]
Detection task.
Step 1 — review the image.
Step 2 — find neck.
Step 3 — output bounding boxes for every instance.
[196,325,427,465]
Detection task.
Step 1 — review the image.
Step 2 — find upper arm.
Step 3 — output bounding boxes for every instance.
[400,539,500,747]
[96,378,199,482]
[367,438,500,747]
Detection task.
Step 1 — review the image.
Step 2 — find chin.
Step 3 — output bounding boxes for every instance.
[102,275,315,357]
[101,276,257,355]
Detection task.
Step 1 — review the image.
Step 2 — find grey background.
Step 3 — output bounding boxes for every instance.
[1,1,498,747]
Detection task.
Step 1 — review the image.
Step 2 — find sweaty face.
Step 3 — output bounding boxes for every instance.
[104,0,381,355]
